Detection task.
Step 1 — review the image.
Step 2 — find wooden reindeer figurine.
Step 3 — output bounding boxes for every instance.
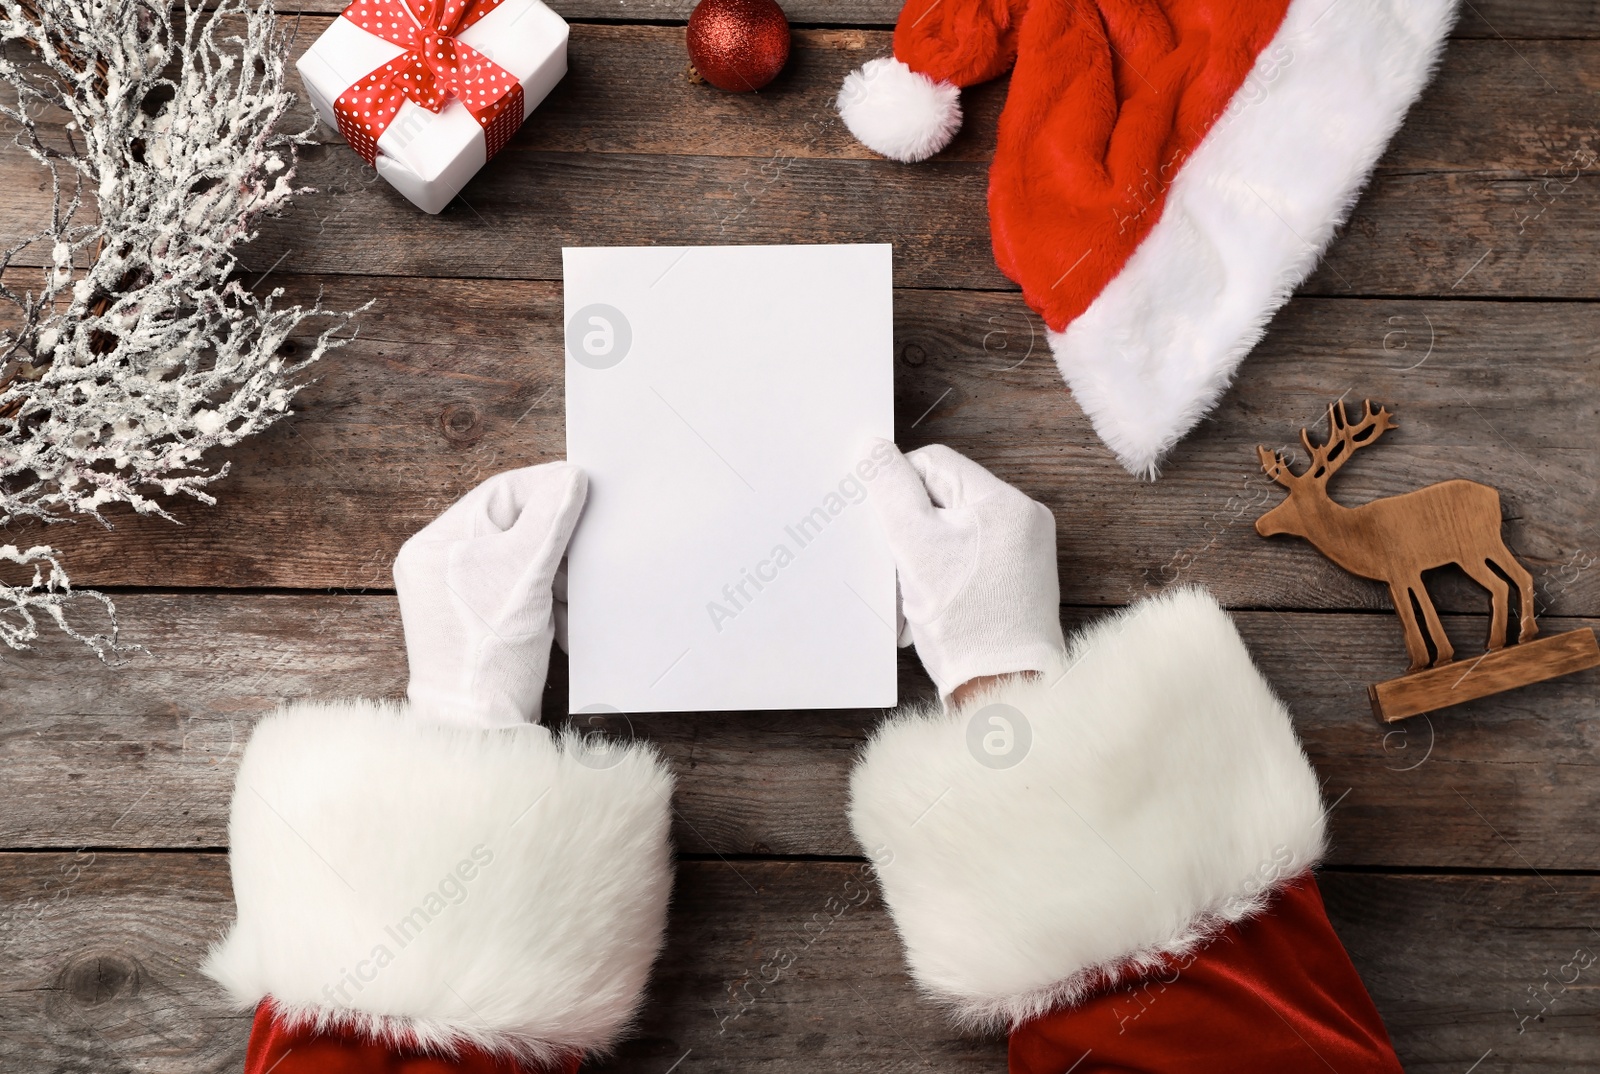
[1256,399,1536,671]
[1256,399,1600,722]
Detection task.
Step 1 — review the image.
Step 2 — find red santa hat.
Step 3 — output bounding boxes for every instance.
[850,588,1404,1070]
[837,0,1459,478]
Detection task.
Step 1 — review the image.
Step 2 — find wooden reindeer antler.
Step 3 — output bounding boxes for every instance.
[1255,399,1395,487]
[1304,399,1397,481]
[1256,444,1295,487]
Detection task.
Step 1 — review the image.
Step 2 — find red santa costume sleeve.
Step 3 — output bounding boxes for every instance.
[849,587,1404,1073]
[201,701,674,1074]
[838,0,1458,479]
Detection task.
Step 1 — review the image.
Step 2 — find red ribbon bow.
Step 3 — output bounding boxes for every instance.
[335,0,525,166]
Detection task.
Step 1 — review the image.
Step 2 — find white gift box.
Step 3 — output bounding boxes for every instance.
[297,0,568,214]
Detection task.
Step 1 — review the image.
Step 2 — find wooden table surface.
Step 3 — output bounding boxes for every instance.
[3,2,1599,1071]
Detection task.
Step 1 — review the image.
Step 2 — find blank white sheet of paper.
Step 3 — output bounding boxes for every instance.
[563,244,897,714]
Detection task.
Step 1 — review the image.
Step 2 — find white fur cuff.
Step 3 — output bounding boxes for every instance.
[849,588,1326,1029]
[837,57,961,163]
[202,701,674,1065]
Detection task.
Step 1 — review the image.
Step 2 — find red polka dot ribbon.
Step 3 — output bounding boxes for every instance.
[335,0,525,166]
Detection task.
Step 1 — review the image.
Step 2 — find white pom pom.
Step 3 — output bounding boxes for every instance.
[837,57,962,164]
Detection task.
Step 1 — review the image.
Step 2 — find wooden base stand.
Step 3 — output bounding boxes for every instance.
[1368,628,1600,723]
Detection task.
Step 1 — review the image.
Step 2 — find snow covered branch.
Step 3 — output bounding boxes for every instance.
[0,542,119,655]
[0,0,361,656]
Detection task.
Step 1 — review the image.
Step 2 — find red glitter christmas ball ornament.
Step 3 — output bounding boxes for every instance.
[686,0,790,92]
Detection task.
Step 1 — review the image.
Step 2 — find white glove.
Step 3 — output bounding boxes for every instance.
[393,463,587,727]
[868,440,1066,699]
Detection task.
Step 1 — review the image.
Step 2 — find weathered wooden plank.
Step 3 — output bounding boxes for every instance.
[265,0,1600,40]
[1303,168,1600,298]
[0,146,1004,287]
[2,853,1597,1072]
[6,275,1594,617]
[269,24,1004,161]
[256,27,1600,296]
[3,30,1598,295]
[3,593,1598,870]
[165,25,1600,174]
[1451,0,1600,38]
[1314,870,1600,1074]
[9,146,1600,296]
[0,853,244,1074]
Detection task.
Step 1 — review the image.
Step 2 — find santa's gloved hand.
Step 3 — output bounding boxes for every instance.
[867,440,1066,700]
[393,462,587,726]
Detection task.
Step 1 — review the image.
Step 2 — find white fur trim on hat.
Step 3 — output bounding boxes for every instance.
[838,57,962,163]
[1050,0,1459,479]
[849,587,1326,1030]
[202,700,674,1066]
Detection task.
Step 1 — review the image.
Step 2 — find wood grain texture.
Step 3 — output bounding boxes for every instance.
[1314,870,1600,1073]
[0,853,243,1074]
[263,0,1600,39]
[1370,627,1600,721]
[205,27,1600,171]
[6,275,1595,618]
[1,0,1594,1069]
[2,853,1597,1073]
[4,31,1599,296]
[3,594,1597,869]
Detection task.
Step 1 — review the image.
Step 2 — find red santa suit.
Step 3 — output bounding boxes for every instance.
[202,464,674,1074]
[854,444,1404,1073]
[202,451,1402,1074]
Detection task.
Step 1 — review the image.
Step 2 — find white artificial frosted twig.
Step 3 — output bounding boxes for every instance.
[0,0,363,656]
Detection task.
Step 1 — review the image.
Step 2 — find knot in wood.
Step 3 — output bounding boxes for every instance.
[439,403,483,444]
[59,953,141,1006]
